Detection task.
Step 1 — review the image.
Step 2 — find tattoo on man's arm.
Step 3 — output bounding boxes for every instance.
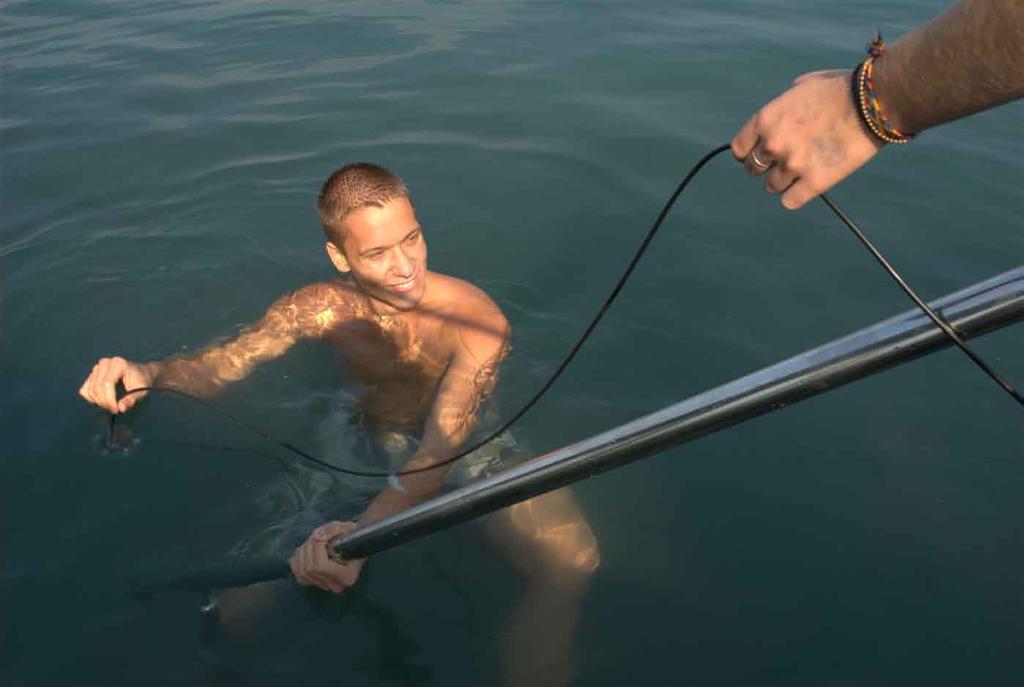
[438,340,510,447]
[153,284,347,397]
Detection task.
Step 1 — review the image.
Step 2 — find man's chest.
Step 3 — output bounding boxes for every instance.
[327,316,451,384]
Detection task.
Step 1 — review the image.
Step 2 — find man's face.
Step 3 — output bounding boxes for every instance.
[333,196,428,312]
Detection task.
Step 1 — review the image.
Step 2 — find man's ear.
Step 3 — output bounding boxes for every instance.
[325,241,351,273]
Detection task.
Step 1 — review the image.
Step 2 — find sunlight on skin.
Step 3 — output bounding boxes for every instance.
[485,489,600,687]
[507,498,601,574]
[79,186,601,687]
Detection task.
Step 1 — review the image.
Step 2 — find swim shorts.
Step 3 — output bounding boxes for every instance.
[228,402,532,559]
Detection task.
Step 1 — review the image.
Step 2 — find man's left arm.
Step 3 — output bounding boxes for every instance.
[290,304,510,592]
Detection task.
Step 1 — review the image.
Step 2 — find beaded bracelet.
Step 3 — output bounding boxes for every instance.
[852,32,915,145]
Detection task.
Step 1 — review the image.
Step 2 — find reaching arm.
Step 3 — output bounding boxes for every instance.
[78,283,348,413]
[731,0,1024,210]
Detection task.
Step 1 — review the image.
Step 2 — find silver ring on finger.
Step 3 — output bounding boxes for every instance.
[749,149,772,171]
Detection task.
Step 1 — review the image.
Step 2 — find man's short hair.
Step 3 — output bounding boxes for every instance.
[317,163,409,247]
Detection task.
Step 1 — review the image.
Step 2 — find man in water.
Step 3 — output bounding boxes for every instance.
[78,163,599,687]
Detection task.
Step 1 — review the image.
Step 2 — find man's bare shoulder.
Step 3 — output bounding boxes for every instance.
[273,279,362,337]
[426,272,509,358]
[428,272,508,327]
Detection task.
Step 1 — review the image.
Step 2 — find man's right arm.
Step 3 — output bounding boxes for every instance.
[289,293,511,594]
[78,283,349,413]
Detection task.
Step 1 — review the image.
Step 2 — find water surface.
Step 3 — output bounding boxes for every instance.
[2,1,1023,684]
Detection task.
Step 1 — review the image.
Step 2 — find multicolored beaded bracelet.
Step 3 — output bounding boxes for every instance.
[851,32,915,145]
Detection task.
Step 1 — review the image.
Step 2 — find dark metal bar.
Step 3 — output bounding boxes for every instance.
[335,266,1023,560]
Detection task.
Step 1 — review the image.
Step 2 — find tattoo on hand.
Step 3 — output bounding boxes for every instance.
[813,136,846,168]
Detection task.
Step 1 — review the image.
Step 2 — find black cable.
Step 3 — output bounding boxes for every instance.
[108,142,1021,478]
[111,143,732,478]
[819,193,1023,405]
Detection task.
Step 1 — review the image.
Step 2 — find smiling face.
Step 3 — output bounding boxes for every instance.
[326,196,428,313]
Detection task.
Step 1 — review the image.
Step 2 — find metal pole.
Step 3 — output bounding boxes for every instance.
[136,268,1021,595]
[334,266,1023,560]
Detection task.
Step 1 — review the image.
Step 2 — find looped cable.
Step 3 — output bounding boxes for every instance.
[108,143,1021,479]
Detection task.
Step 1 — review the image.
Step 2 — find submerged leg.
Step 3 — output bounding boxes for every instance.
[195,579,298,684]
[212,580,293,637]
[484,487,600,687]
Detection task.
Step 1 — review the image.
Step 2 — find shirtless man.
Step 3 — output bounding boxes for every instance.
[78,163,599,687]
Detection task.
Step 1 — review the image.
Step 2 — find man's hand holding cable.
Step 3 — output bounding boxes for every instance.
[289,520,366,594]
[731,69,883,210]
[78,356,156,414]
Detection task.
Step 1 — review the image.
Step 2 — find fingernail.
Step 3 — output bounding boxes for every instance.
[313,525,328,539]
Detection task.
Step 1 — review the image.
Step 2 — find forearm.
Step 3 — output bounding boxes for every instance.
[357,484,430,528]
[143,341,262,398]
[144,306,307,397]
[875,0,1024,133]
[140,286,345,398]
[140,357,221,398]
[357,446,452,527]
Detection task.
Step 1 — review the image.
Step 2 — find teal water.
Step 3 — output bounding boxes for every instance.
[2,0,1022,684]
